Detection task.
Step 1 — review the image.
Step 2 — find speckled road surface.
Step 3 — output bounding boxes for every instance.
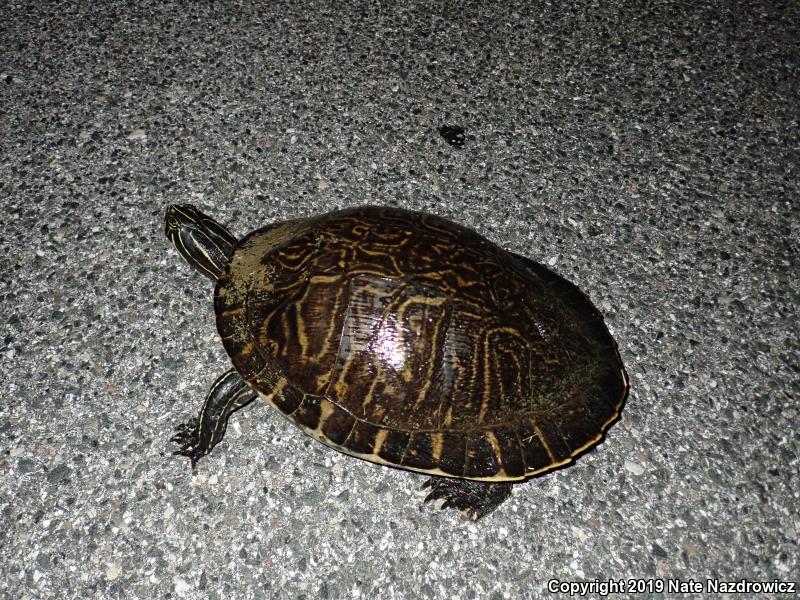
[1,1,797,598]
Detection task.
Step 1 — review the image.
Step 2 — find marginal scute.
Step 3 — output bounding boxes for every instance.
[293,395,322,429]
[464,431,501,479]
[401,433,436,470]
[345,421,381,455]
[516,421,555,472]
[534,418,572,462]
[214,206,628,482]
[437,432,467,476]
[494,426,525,478]
[555,399,609,453]
[272,384,303,415]
[376,429,411,464]
[320,404,356,445]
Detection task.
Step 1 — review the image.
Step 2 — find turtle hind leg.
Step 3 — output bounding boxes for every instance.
[171,368,257,468]
[421,477,513,521]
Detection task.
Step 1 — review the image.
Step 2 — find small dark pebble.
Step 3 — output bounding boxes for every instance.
[17,458,37,474]
[439,125,466,147]
[652,542,669,558]
[47,464,72,484]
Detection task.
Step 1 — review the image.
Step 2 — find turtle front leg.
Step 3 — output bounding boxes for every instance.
[171,369,257,468]
[422,477,513,521]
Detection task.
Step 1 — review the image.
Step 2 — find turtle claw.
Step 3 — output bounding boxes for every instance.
[171,418,198,442]
[421,479,454,504]
[422,478,471,512]
[170,418,205,468]
[421,477,513,521]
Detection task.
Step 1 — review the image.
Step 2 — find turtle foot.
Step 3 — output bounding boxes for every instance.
[170,418,207,468]
[168,369,258,471]
[422,477,513,521]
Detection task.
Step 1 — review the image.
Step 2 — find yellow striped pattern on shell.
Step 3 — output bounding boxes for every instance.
[215,206,628,481]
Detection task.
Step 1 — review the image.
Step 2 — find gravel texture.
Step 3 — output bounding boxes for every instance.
[1,1,798,598]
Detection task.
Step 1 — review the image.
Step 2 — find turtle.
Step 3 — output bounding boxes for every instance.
[164,204,628,520]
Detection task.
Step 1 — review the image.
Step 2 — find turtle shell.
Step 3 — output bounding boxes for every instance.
[215,206,628,481]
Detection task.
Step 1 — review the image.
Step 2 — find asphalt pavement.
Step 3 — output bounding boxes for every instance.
[1,1,797,598]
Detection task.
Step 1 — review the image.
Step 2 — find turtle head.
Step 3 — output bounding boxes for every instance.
[165,204,237,281]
